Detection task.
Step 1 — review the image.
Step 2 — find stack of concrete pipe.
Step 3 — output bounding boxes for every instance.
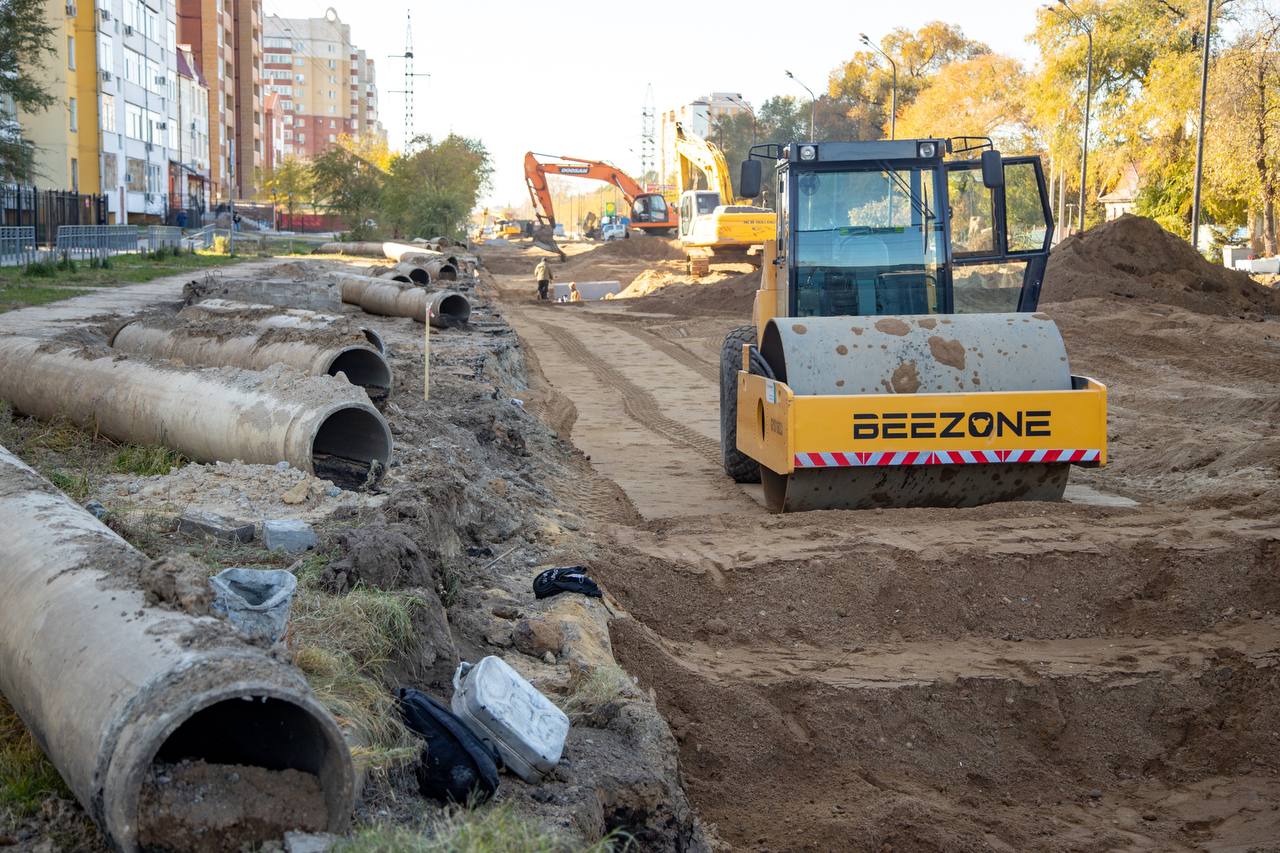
[110,303,394,402]
[0,443,355,850]
[336,274,471,328]
[0,337,392,489]
[314,240,473,282]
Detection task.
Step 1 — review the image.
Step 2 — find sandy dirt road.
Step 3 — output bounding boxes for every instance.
[489,231,1280,852]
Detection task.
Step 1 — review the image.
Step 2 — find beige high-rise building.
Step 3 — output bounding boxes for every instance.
[262,8,383,161]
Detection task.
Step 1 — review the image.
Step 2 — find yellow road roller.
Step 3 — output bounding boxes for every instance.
[721,138,1107,512]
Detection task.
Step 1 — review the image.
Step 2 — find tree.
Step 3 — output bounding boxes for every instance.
[308,147,385,239]
[829,22,990,138]
[263,157,312,230]
[382,134,492,240]
[896,54,1037,153]
[0,0,58,182]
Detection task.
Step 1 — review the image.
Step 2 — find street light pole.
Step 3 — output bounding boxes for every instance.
[1057,0,1093,235]
[860,34,898,139]
[1191,0,1214,251]
[785,70,816,141]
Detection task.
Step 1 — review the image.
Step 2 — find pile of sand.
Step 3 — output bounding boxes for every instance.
[625,269,760,316]
[1043,214,1280,317]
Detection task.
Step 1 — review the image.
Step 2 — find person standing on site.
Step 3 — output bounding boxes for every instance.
[534,258,553,301]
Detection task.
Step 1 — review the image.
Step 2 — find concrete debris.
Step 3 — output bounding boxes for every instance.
[177,509,255,543]
[262,519,317,554]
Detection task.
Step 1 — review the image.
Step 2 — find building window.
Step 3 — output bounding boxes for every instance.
[68,97,77,131]
[295,73,304,83]
[326,44,333,53]
[327,133,334,142]
[328,119,335,128]
[97,34,111,69]
[296,133,304,143]
[146,163,161,193]
[67,36,75,69]
[100,93,116,131]
[294,57,304,66]
[125,102,144,139]
[327,90,334,99]
[103,152,118,187]
[70,158,78,191]
[327,105,334,114]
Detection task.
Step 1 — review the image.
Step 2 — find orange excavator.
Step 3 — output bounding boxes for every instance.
[523,153,678,249]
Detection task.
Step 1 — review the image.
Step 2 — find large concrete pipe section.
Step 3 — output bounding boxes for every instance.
[183,298,386,354]
[337,275,471,328]
[0,444,355,850]
[0,337,392,488]
[110,316,393,402]
[757,312,1075,511]
[315,241,443,262]
[427,290,471,328]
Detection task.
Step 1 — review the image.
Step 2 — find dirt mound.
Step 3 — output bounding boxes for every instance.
[138,761,327,852]
[1043,214,1280,316]
[625,269,759,317]
[564,237,684,268]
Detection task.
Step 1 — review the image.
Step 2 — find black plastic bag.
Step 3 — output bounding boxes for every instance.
[395,687,500,805]
[533,566,602,600]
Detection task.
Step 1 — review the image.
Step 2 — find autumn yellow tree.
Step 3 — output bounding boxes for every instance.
[896,54,1037,153]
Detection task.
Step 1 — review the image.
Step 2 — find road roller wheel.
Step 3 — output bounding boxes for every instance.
[720,325,762,484]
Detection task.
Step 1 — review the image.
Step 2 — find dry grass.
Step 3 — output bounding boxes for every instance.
[560,664,634,724]
[288,553,422,773]
[335,804,629,853]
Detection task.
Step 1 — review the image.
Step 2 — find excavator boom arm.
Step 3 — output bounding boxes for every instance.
[672,123,737,202]
[524,152,655,228]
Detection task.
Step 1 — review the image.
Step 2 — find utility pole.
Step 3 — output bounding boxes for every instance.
[641,84,656,188]
[860,34,898,139]
[1053,0,1094,235]
[1191,0,1214,251]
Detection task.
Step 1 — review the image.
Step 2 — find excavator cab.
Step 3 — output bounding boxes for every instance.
[631,193,673,226]
[723,138,1108,513]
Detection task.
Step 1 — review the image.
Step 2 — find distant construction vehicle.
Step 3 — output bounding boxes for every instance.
[720,137,1108,512]
[523,152,677,258]
[673,122,775,277]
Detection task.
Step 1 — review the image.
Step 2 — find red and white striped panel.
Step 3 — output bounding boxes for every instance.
[793,449,1101,469]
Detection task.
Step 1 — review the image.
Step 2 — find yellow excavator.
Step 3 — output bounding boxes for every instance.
[721,137,1108,512]
[673,123,775,277]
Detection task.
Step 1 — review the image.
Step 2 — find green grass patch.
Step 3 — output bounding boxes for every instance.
[111,443,187,477]
[336,804,628,853]
[0,697,70,819]
[0,284,94,313]
[0,250,246,291]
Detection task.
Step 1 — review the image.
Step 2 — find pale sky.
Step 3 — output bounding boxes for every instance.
[265,0,1048,207]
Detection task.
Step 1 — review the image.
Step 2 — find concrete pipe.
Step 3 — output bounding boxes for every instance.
[0,337,392,489]
[314,240,385,257]
[0,444,355,851]
[110,318,394,403]
[184,299,386,354]
[428,290,471,328]
[385,262,431,286]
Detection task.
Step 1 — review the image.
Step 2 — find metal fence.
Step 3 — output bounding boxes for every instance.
[0,226,37,266]
[2,185,108,245]
[146,226,182,252]
[54,225,141,261]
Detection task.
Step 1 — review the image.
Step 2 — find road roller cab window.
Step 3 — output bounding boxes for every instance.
[792,166,945,318]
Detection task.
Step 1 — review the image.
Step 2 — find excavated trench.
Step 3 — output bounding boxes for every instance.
[483,234,1280,851]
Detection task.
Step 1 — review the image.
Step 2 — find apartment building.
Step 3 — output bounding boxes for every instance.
[94,0,185,223]
[175,0,231,202]
[175,43,210,211]
[230,0,261,197]
[262,8,383,162]
[15,0,101,194]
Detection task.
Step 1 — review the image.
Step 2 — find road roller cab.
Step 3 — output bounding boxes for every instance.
[722,137,1108,512]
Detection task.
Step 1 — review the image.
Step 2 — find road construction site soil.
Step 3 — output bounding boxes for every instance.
[484,223,1280,851]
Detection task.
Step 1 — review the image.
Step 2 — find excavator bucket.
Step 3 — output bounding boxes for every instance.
[531,223,565,261]
[736,313,1108,513]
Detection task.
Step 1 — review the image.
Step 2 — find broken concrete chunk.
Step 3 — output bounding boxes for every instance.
[263,519,317,553]
[177,509,255,543]
[284,831,336,853]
